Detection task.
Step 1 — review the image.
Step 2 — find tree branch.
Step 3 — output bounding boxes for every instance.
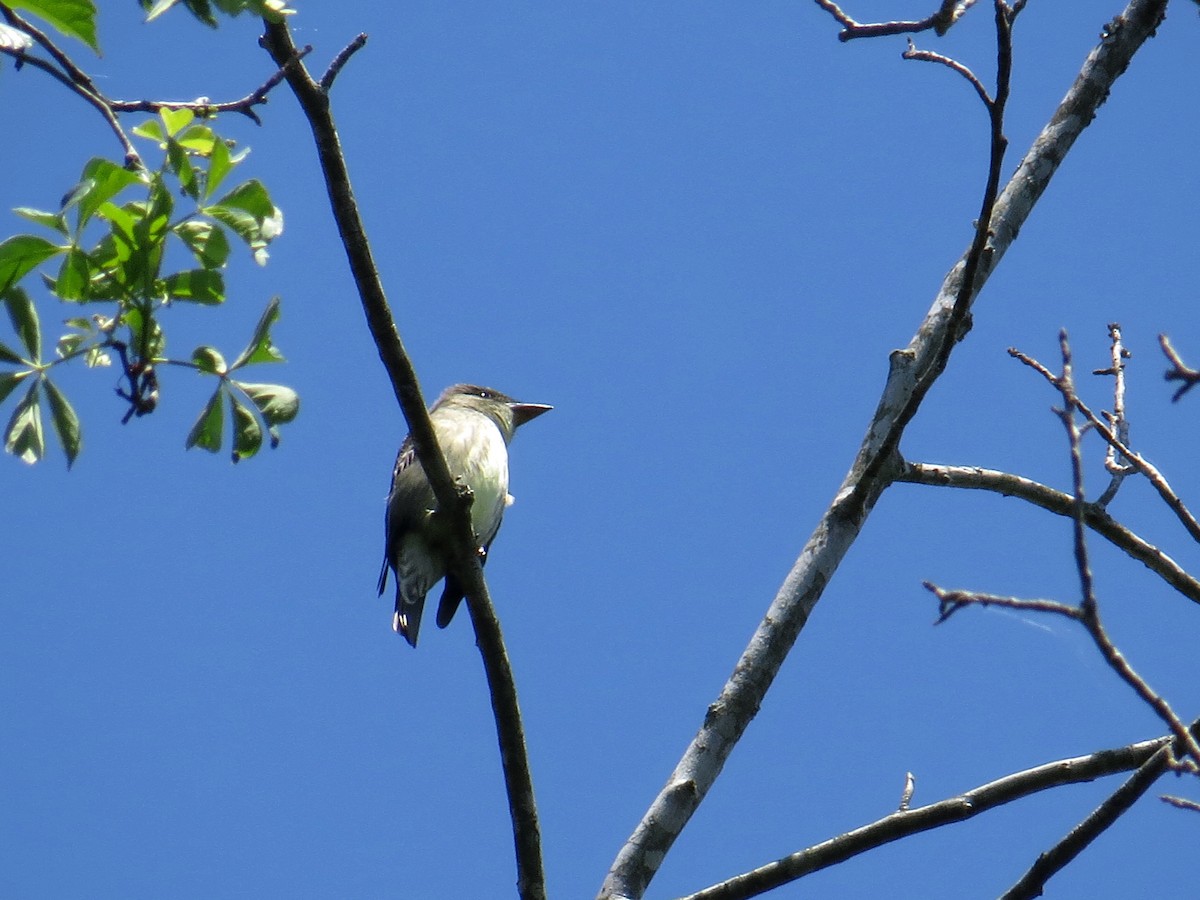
[1010,344,1200,544]
[257,21,546,900]
[598,2,1168,895]
[898,462,1200,606]
[999,740,1177,899]
[680,737,1169,900]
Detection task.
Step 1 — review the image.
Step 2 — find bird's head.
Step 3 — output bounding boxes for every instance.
[437,384,552,441]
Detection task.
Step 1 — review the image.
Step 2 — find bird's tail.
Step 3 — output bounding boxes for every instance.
[435,575,465,629]
[394,590,427,648]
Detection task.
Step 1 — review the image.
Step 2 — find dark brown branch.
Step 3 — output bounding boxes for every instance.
[319,32,366,92]
[1000,741,1176,899]
[902,38,992,106]
[257,21,545,900]
[0,1,98,93]
[924,584,1081,623]
[106,48,311,125]
[679,737,1169,900]
[1160,333,1200,402]
[899,462,1200,606]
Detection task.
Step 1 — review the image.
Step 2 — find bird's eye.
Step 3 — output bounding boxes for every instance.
[477,390,492,399]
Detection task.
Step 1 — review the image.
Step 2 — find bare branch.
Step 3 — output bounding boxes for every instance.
[106,47,312,125]
[598,1,1186,894]
[812,0,978,42]
[902,38,992,107]
[320,32,367,92]
[1010,344,1200,545]
[1160,794,1200,813]
[1000,742,1176,900]
[679,737,1169,900]
[1160,333,1200,402]
[1093,322,1135,506]
[924,583,1081,623]
[899,462,1200,606]
[257,21,546,900]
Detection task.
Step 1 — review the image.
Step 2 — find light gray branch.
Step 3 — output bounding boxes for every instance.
[598,2,1169,896]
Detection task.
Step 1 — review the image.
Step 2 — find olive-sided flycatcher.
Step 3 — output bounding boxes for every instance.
[377,384,552,646]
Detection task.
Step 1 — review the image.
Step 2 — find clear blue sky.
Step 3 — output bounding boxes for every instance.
[4,2,1199,897]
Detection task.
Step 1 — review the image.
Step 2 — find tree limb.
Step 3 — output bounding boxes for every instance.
[680,737,1169,900]
[257,21,546,900]
[898,462,1200,606]
[598,2,1168,896]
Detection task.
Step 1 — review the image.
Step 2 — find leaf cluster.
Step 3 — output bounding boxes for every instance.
[0,107,295,465]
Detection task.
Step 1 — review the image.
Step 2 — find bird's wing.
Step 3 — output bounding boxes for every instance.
[377,435,430,596]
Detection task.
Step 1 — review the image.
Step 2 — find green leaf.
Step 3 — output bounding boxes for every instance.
[160,107,195,138]
[3,288,41,361]
[0,341,24,365]
[8,0,99,53]
[132,118,166,144]
[230,296,284,369]
[191,345,226,374]
[43,377,81,468]
[0,234,62,292]
[185,386,224,452]
[14,207,68,234]
[237,381,299,426]
[205,180,283,261]
[161,268,224,304]
[177,125,217,155]
[69,158,144,230]
[166,140,199,200]
[205,138,234,200]
[212,179,274,219]
[174,220,230,269]
[229,392,262,461]
[4,379,44,464]
[0,371,30,405]
[54,247,90,301]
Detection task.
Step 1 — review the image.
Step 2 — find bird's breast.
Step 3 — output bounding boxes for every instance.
[434,409,510,541]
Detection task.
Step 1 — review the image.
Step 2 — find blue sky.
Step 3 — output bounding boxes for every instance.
[4,2,1200,897]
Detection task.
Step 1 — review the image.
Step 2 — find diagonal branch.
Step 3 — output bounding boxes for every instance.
[598,2,1168,896]
[257,21,546,900]
[999,737,1180,899]
[680,737,1169,900]
[898,462,1200,606]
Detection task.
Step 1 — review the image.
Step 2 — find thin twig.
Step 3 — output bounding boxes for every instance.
[1160,333,1200,402]
[107,47,312,124]
[1011,345,1200,544]
[1093,322,1134,505]
[1004,335,1200,768]
[319,32,367,92]
[924,584,1082,623]
[1160,795,1200,813]
[257,20,546,900]
[0,1,98,93]
[812,0,978,42]
[899,462,1200,606]
[678,737,1169,900]
[903,39,992,106]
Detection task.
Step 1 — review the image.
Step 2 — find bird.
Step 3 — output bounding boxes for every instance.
[377,383,552,646]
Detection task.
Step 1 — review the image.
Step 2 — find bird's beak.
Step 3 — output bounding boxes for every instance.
[510,402,553,427]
